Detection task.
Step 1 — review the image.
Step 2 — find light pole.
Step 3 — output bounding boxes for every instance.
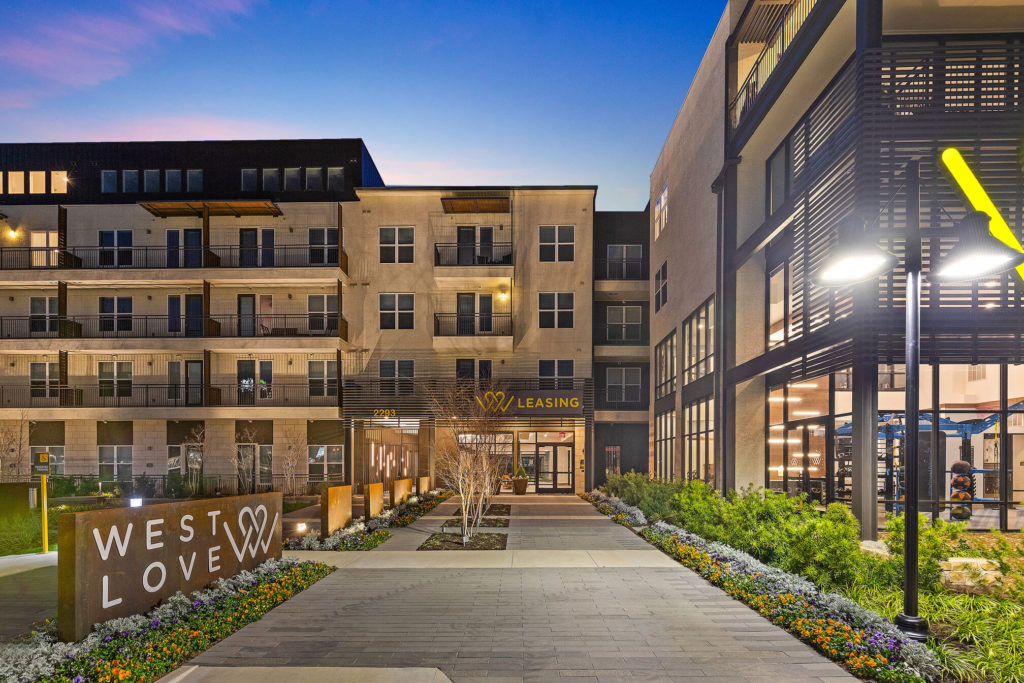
[813,159,1024,642]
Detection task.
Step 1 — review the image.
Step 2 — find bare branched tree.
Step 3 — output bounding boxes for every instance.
[183,424,206,497]
[279,426,307,495]
[0,411,29,482]
[429,381,506,544]
[234,425,261,495]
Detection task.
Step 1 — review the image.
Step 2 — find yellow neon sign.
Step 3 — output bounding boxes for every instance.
[940,147,1024,280]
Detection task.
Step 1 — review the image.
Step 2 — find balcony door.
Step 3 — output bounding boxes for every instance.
[238,294,273,336]
[185,294,204,337]
[457,226,475,265]
[457,293,475,335]
[185,360,203,406]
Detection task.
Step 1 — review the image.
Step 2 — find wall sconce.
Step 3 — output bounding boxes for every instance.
[6,227,16,239]
[496,290,509,303]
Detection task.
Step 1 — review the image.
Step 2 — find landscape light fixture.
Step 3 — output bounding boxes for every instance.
[930,211,1024,282]
[812,157,1023,642]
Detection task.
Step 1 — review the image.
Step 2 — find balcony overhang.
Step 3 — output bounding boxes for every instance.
[593,278,649,301]
[432,335,513,353]
[138,200,283,218]
[440,197,510,214]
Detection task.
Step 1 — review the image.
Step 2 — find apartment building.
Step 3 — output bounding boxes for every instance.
[0,140,649,496]
[651,0,1024,537]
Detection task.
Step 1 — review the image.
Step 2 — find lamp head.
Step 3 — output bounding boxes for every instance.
[931,211,1024,282]
[812,229,897,287]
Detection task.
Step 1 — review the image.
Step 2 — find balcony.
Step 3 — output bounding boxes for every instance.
[434,242,512,266]
[593,258,649,301]
[0,314,347,341]
[0,244,348,274]
[432,313,513,352]
[0,384,338,409]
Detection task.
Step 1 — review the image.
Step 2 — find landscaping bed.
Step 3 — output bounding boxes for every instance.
[285,489,452,551]
[0,558,334,683]
[444,516,509,528]
[0,503,126,557]
[484,504,511,516]
[589,473,1024,682]
[418,532,507,550]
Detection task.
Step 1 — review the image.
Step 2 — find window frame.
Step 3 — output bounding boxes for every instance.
[538,224,575,262]
[655,330,677,399]
[606,366,642,403]
[307,359,338,397]
[379,293,415,330]
[379,226,414,263]
[538,292,574,329]
[682,296,715,384]
[606,304,642,342]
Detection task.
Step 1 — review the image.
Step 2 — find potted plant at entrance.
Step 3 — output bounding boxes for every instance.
[513,465,529,495]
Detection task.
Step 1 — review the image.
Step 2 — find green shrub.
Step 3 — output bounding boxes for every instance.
[884,513,965,592]
[786,503,861,590]
[603,471,685,522]
[48,476,78,498]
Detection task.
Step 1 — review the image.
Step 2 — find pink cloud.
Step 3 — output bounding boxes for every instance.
[0,1,258,104]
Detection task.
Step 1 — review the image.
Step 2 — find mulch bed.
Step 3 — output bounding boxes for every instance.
[444,516,509,527]
[418,532,508,550]
[485,504,511,516]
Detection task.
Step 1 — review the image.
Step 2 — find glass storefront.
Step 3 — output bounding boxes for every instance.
[765,364,1024,531]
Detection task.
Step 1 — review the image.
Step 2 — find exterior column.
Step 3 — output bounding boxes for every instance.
[352,422,366,492]
[852,359,879,540]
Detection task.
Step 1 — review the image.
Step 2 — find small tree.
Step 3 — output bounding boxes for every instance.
[183,424,206,497]
[0,411,29,482]
[234,425,261,495]
[430,381,505,544]
[279,426,307,495]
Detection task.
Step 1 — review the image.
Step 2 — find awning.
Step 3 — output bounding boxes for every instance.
[138,200,283,218]
[440,197,510,214]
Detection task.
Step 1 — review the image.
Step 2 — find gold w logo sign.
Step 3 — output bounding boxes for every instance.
[476,391,514,412]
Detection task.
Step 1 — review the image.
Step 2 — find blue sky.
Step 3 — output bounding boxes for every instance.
[0,1,724,210]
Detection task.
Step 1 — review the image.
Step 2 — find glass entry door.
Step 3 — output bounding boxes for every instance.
[536,443,573,492]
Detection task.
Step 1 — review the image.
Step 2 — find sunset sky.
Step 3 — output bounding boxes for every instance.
[0,1,724,210]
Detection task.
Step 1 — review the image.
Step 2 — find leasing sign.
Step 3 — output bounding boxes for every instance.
[475,390,584,416]
[57,493,282,641]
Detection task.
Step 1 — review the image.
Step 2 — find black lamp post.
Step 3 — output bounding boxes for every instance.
[813,160,1024,642]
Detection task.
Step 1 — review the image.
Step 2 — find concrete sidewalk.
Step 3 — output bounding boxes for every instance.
[189,494,855,682]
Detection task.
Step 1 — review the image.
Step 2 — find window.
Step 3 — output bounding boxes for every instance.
[307,294,338,333]
[7,171,24,194]
[262,168,279,191]
[605,446,621,478]
[454,359,492,380]
[30,230,59,267]
[99,229,133,267]
[538,292,573,328]
[241,168,257,191]
[98,361,133,398]
[654,185,668,239]
[143,169,160,193]
[32,446,64,475]
[30,362,59,398]
[122,170,138,193]
[379,227,414,263]
[50,171,68,194]
[308,360,338,397]
[767,141,790,216]
[100,170,117,193]
[654,262,668,312]
[968,364,987,382]
[682,297,714,384]
[29,171,46,194]
[379,359,414,395]
[29,296,58,334]
[186,169,203,192]
[767,265,786,348]
[99,296,133,332]
[606,305,642,342]
[327,167,344,191]
[606,244,643,279]
[165,170,182,192]
[539,359,574,389]
[308,445,344,481]
[168,444,202,476]
[99,445,132,481]
[607,367,642,403]
[284,167,301,191]
[308,228,339,265]
[305,167,323,191]
[379,293,414,329]
[539,225,574,262]
[683,397,715,483]
[655,409,676,479]
[655,330,677,398]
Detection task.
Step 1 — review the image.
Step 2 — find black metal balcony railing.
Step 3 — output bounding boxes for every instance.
[594,258,646,280]
[0,245,347,271]
[434,242,513,266]
[433,313,512,337]
[0,384,338,409]
[0,315,343,339]
[33,472,348,499]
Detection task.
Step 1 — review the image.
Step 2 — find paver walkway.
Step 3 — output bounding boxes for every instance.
[184,494,854,682]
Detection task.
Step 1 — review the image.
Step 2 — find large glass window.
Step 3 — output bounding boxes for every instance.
[50,171,68,194]
[99,361,133,398]
[29,296,58,334]
[30,362,59,398]
[767,141,790,216]
[683,397,715,483]
[655,409,676,479]
[308,445,344,481]
[308,360,338,397]
[99,445,132,481]
[379,359,414,395]
[308,227,339,265]
[606,367,641,403]
[606,244,643,279]
[682,297,714,384]
[655,330,677,398]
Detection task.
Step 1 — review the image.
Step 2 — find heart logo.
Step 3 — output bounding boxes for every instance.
[475,390,514,412]
[225,504,277,561]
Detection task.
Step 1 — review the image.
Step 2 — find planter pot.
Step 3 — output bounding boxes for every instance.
[513,478,528,495]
